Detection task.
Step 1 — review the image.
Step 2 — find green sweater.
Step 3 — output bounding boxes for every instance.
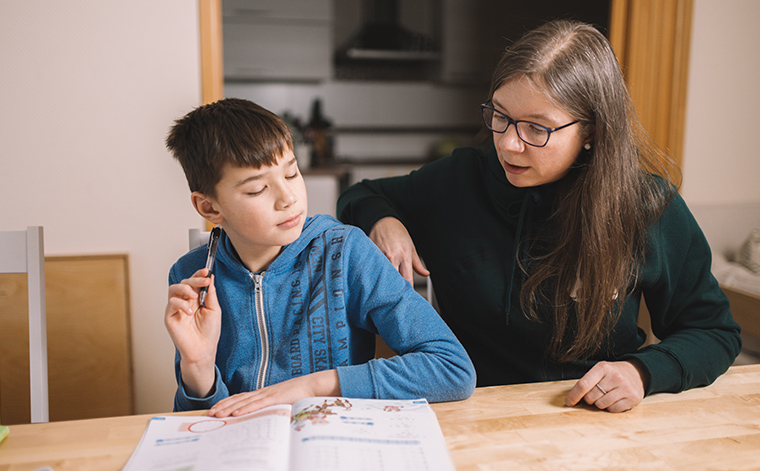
[337,146,741,395]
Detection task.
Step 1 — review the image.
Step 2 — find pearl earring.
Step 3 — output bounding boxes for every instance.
[584,143,592,151]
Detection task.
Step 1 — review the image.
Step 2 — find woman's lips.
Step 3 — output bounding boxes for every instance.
[502,160,529,175]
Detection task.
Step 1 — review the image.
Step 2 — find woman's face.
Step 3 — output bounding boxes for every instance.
[491,76,588,188]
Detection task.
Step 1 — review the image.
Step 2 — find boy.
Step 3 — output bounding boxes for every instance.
[164,98,475,417]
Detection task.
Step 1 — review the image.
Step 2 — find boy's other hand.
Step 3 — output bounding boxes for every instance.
[165,269,222,397]
[208,370,340,418]
[369,217,429,284]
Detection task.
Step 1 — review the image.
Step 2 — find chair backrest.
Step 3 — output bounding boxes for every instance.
[189,228,211,250]
[0,226,48,423]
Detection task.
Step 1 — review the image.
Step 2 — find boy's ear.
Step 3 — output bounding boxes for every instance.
[191,191,223,225]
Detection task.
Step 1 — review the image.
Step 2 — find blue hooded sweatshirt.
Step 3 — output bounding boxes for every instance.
[169,214,476,411]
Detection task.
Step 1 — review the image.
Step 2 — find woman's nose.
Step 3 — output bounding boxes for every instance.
[497,125,525,152]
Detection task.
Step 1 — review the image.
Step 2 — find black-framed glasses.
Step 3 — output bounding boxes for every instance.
[480,101,579,147]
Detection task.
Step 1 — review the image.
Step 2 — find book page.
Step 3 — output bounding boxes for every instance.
[288,397,455,471]
[122,404,291,471]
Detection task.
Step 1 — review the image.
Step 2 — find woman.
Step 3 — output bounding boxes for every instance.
[337,20,741,412]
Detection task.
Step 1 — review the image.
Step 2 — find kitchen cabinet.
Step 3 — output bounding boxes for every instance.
[303,168,350,218]
[439,0,504,85]
[223,0,333,82]
[304,174,339,218]
[439,0,611,85]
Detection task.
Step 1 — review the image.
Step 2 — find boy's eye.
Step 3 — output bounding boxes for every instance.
[246,187,266,196]
[286,166,300,179]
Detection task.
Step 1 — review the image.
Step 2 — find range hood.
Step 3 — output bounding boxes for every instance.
[337,0,439,62]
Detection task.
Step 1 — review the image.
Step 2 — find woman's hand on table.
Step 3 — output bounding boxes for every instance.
[369,217,430,284]
[565,360,649,413]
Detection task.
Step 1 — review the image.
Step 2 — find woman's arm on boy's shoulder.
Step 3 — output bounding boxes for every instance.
[337,155,458,283]
[337,226,476,402]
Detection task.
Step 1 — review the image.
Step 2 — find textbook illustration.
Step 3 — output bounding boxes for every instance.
[122,397,454,471]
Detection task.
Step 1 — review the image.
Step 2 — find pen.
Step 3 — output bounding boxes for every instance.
[199,226,222,308]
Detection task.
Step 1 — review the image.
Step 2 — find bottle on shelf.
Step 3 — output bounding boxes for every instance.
[306,98,334,167]
[282,111,311,169]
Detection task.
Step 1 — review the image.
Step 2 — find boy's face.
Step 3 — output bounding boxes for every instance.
[200,151,308,270]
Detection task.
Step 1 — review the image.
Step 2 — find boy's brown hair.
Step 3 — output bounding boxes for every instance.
[166,98,293,198]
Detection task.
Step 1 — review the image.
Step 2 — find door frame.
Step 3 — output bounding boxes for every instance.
[199,0,224,105]
[610,0,693,169]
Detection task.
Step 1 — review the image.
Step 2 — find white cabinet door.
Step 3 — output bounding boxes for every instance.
[304,174,339,217]
[223,0,330,21]
[223,0,332,82]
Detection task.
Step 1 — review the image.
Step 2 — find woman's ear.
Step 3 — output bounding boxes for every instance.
[191,191,223,225]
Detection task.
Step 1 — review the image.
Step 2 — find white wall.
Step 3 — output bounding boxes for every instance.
[681,0,760,205]
[0,1,203,414]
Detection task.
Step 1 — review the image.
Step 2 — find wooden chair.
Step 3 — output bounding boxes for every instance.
[0,226,48,423]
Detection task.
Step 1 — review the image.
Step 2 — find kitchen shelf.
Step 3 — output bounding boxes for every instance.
[334,125,480,134]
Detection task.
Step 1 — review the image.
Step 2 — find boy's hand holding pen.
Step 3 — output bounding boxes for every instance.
[199,226,222,308]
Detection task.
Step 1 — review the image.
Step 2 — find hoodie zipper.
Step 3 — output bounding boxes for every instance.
[252,272,269,390]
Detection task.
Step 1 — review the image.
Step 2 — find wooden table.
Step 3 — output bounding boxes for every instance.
[1,364,758,471]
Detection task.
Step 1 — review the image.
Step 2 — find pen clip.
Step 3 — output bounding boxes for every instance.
[207,226,221,250]
[199,227,222,308]
[205,226,222,271]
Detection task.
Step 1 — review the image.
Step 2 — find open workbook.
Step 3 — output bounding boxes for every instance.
[122,397,455,471]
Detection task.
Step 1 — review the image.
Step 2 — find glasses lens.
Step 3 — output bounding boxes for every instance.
[482,107,508,132]
[515,122,550,147]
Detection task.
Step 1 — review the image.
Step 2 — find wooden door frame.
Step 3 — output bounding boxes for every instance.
[610,0,693,169]
[199,0,224,105]
[198,0,693,168]
[198,0,224,230]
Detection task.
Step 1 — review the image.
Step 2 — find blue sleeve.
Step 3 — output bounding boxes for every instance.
[168,255,233,412]
[335,227,476,402]
[172,352,231,412]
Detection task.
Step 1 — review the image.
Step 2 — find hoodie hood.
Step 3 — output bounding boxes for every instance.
[482,145,560,323]
[214,214,343,277]
[277,214,342,264]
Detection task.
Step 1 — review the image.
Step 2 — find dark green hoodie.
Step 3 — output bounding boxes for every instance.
[337,146,741,396]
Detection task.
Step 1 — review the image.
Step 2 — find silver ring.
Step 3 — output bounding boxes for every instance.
[596,384,607,395]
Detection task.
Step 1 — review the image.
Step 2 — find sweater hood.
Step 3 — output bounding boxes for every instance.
[483,145,559,220]
[276,214,342,265]
[214,214,343,276]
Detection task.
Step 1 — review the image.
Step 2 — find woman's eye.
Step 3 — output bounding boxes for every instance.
[286,171,299,179]
[526,123,548,137]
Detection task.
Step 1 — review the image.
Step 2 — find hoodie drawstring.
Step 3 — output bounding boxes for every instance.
[505,190,540,325]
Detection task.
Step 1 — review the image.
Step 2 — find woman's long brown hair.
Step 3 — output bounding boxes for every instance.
[490,20,680,362]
